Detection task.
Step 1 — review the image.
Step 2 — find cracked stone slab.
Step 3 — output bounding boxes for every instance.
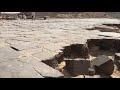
[33,49,58,61]
[18,56,42,63]
[0,19,120,78]
[7,40,40,51]
[18,56,64,78]
[33,62,64,78]
[0,60,43,78]
[9,37,35,42]
[0,46,19,62]
[42,43,64,52]
[18,47,43,58]
[14,43,40,51]
[6,39,31,45]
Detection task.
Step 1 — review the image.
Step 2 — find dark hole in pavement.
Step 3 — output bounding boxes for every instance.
[42,52,64,68]
[87,39,120,55]
[42,39,120,78]
[60,44,90,77]
[63,44,89,59]
[87,39,120,76]
[42,59,58,69]
[87,39,116,53]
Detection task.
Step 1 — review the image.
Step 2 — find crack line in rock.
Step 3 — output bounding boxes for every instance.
[33,67,44,77]
[10,46,19,51]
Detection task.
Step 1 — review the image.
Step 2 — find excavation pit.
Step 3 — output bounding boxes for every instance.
[87,39,120,76]
[42,39,120,77]
[63,44,89,59]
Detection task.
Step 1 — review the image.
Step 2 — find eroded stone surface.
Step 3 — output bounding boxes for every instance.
[1,19,120,78]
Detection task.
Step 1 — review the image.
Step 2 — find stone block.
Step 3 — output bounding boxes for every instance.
[64,58,90,76]
[91,55,114,75]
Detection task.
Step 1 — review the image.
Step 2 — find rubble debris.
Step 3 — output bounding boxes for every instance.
[63,44,89,59]
[88,67,96,76]
[87,39,116,51]
[91,55,114,75]
[0,18,120,78]
[55,61,66,72]
[64,58,90,76]
[114,53,120,69]
[55,52,64,63]
[115,53,120,61]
